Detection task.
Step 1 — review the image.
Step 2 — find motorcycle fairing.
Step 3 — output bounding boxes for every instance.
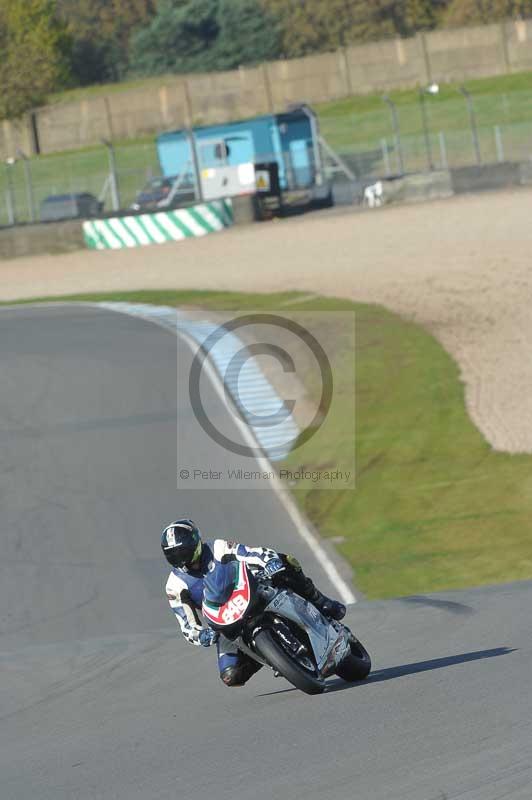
[263,589,349,674]
[202,561,252,627]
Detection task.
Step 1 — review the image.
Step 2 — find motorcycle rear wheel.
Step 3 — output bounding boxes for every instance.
[335,635,371,682]
[254,629,325,695]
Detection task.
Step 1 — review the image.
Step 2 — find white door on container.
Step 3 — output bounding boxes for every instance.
[198,139,254,200]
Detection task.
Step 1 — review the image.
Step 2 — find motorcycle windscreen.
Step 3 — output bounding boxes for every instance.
[203,561,239,606]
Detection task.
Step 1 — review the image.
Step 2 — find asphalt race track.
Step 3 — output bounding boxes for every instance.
[1,305,531,800]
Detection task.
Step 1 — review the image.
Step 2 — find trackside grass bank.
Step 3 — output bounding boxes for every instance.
[4,289,532,599]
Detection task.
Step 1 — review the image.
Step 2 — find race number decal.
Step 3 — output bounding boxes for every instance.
[203,563,251,626]
[221,594,248,624]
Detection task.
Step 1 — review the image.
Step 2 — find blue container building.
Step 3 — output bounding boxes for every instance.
[156,107,321,194]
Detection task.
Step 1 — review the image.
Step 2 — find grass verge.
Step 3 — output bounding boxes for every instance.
[4,288,532,599]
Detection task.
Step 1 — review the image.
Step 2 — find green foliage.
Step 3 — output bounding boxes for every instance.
[213,0,281,71]
[128,0,280,76]
[57,0,156,84]
[130,0,220,76]
[0,0,70,119]
[445,0,532,25]
[3,0,532,106]
[402,0,439,32]
[261,0,446,57]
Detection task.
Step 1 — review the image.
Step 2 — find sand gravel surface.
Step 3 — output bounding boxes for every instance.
[1,189,531,453]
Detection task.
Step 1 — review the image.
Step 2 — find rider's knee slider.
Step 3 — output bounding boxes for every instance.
[220,666,246,687]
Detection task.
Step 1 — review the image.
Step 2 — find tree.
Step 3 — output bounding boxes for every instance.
[444,0,532,25]
[0,0,69,119]
[129,0,220,75]
[101,0,158,54]
[129,0,280,76]
[261,0,424,58]
[402,0,439,33]
[209,0,281,71]
[57,0,156,84]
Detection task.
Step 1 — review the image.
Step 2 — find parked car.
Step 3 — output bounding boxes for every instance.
[131,175,195,211]
[40,193,103,223]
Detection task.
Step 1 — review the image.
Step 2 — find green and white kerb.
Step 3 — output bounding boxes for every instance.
[83,199,233,250]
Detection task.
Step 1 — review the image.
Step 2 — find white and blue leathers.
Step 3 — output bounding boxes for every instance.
[165,539,278,671]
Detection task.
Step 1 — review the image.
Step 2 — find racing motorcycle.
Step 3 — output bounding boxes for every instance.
[202,558,371,695]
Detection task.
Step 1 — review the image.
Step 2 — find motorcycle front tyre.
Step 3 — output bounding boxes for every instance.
[254,629,325,695]
[335,635,371,682]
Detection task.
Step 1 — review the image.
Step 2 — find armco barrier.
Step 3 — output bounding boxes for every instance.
[360,162,530,207]
[382,170,453,204]
[450,162,522,194]
[0,219,85,260]
[82,200,233,250]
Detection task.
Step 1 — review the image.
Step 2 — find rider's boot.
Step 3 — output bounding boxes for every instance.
[309,587,347,621]
[279,554,347,621]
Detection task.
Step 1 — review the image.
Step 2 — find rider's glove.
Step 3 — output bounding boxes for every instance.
[263,557,285,578]
[198,628,219,647]
[284,553,302,572]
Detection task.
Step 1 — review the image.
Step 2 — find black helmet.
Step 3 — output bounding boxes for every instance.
[161,519,202,570]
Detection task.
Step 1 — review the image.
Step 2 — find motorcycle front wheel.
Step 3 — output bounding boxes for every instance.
[335,634,371,682]
[254,629,325,695]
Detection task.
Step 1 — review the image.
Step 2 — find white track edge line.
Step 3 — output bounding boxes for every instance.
[176,325,357,606]
[0,300,357,604]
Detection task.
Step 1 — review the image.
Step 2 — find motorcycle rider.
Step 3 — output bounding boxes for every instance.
[162,518,346,687]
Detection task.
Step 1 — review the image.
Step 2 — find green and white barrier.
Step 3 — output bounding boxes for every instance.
[83,199,233,250]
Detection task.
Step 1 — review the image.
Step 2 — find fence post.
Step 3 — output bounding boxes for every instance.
[5,191,15,226]
[262,64,274,114]
[159,86,170,127]
[438,132,448,170]
[499,21,510,74]
[102,139,121,211]
[418,33,432,86]
[29,111,41,155]
[494,125,505,162]
[340,47,353,97]
[381,138,391,176]
[183,79,193,128]
[103,97,114,142]
[382,96,405,175]
[317,135,356,182]
[300,105,324,185]
[419,89,434,171]
[187,130,203,202]
[459,87,481,165]
[4,159,16,225]
[16,149,36,223]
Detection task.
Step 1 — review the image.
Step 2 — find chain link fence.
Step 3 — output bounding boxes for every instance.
[0,141,159,227]
[323,121,532,181]
[3,88,532,227]
[319,87,532,182]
